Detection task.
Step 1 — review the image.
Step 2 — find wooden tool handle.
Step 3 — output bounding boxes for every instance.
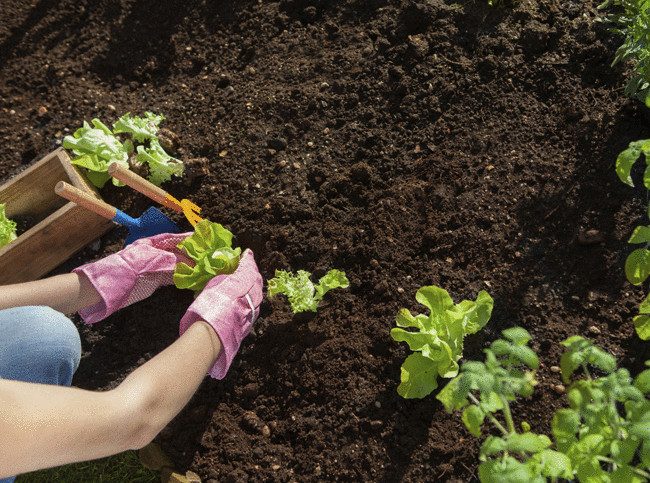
[107,162,181,212]
[55,181,117,220]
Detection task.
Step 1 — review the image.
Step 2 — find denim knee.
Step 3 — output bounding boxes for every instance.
[0,306,82,386]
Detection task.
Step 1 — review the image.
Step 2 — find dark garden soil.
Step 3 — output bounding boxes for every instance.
[1,0,649,481]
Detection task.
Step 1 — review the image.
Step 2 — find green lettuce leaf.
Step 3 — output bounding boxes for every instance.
[0,203,17,248]
[64,113,184,188]
[63,119,130,188]
[391,286,493,398]
[268,269,350,313]
[113,112,165,142]
[173,220,241,294]
[135,138,184,186]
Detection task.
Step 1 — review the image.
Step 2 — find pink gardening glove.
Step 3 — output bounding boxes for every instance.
[73,232,194,324]
[179,249,263,379]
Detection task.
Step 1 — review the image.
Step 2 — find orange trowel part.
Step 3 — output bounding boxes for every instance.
[107,162,204,227]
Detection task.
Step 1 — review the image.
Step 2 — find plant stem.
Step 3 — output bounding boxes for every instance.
[501,396,516,434]
[596,457,650,479]
[467,393,509,436]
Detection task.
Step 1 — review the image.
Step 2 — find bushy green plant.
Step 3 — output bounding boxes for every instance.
[599,0,650,106]
[551,336,650,482]
[267,269,349,313]
[438,329,650,482]
[0,203,17,248]
[63,112,183,188]
[391,286,493,399]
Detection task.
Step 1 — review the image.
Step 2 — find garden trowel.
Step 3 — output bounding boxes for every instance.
[54,181,180,246]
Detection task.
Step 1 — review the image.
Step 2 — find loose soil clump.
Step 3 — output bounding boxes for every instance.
[1,0,649,481]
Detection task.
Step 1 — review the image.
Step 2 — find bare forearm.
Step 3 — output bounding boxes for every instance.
[0,321,220,477]
[113,320,222,445]
[0,273,101,314]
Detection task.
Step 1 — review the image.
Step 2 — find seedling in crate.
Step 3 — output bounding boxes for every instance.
[0,203,17,249]
[63,112,183,188]
[391,285,493,399]
[267,269,349,313]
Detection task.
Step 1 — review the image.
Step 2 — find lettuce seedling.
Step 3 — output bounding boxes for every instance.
[173,219,241,295]
[391,286,493,399]
[134,138,184,187]
[63,119,131,188]
[113,112,165,142]
[63,112,183,188]
[267,269,349,313]
[0,203,17,248]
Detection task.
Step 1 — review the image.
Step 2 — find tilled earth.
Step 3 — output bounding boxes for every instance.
[1,0,649,481]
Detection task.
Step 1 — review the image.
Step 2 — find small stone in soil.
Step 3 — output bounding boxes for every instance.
[268,138,288,151]
[577,229,604,245]
[158,128,181,153]
[242,410,267,435]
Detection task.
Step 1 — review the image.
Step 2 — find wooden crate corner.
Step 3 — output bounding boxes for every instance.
[0,149,114,284]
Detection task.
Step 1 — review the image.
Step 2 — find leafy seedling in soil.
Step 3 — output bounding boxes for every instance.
[391,285,493,399]
[63,112,183,188]
[599,0,650,107]
[437,327,572,483]
[267,269,349,313]
[438,329,650,482]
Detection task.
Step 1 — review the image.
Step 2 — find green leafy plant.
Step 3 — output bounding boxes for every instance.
[0,203,17,248]
[390,286,493,399]
[438,329,650,482]
[551,336,650,482]
[438,327,572,482]
[614,138,650,339]
[599,0,650,106]
[63,112,183,188]
[173,219,241,295]
[267,269,349,313]
[633,293,650,339]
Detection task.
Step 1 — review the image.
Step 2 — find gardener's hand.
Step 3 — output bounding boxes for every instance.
[179,249,263,379]
[73,232,194,324]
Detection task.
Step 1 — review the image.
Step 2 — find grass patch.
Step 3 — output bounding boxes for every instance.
[17,451,157,483]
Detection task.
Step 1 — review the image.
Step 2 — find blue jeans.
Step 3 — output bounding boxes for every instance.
[0,306,82,483]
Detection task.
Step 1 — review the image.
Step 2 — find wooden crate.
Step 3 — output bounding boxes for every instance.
[0,148,114,284]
